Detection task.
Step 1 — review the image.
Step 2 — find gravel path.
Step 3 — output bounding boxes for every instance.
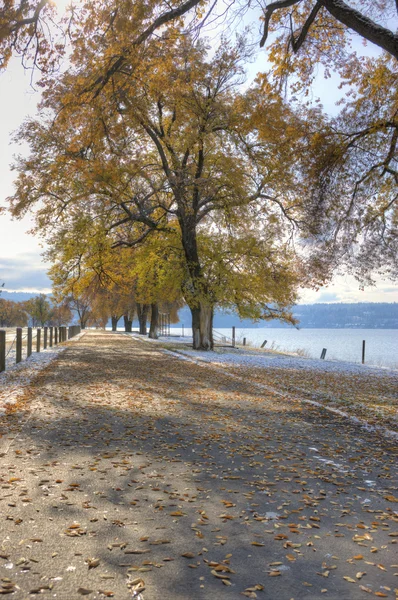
[0,331,397,600]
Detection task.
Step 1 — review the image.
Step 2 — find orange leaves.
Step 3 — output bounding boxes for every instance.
[221,500,236,508]
[64,523,86,537]
[352,533,373,543]
[251,540,265,547]
[384,495,398,503]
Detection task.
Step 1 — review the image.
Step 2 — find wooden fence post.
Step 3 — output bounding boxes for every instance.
[362,340,366,364]
[320,348,327,359]
[36,328,41,353]
[49,327,53,347]
[232,326,236,348]
[27,327,32,358]
[43,326,48,350]
[54,327,58,345]
[16,327,22,363]
[261,340,267,348]
[0,330,5,373]
[243,337,246,346]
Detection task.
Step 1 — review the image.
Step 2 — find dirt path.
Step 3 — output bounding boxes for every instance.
[0,331,397,600]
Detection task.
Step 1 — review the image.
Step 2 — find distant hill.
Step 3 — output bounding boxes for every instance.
[0,291,44,303]
[292,303,398,329]
[2,291,397,328]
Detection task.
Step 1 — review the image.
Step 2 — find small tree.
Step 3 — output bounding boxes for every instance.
[49,302,72,326]
[0,298,28,327]
[23,294,52,326]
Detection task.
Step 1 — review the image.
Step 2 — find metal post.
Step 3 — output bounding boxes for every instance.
[362,340,366,364]
[243,337,246,346]
[0,330,5,373]
[261,340,267,348]
[232,326,235,348]
[43,326,48,350]
[320,348,327,360]
[27,327,32,357]
[16,328,22,363]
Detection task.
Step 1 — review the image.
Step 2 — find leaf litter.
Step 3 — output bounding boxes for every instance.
[0,330,396,598]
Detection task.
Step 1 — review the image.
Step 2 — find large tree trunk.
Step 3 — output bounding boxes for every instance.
[136,303,149,335]
[179,213,214,350]
[149,303,159,339]
[190,302,213,350]
[123,314,133,332]
[200,301,213,349]
[111,315,119,332]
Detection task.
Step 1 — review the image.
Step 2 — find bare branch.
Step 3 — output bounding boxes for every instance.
[260,0,301,48]
[290,1,322,53]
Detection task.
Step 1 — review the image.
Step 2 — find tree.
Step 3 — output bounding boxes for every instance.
[0,0,60,70]
[23,293,52,326]
[0,298,28,327]
[4,0,396,296]
[10,33,307,349]
[63,0,397,105]
[49,302,72,326]
[260,1,398,66]
[251,2,398,282]
[289,53,398,283]
[130,233,185,338]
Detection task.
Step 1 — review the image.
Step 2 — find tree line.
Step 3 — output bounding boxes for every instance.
[0,290,180,333]
[1,1,397,349]
[0,294,70,328]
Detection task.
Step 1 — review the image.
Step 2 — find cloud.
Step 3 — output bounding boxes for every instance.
[0,254,52,292]
[313,292,341,303]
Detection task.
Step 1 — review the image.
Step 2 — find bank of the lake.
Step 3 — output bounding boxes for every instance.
[169,327,398,369]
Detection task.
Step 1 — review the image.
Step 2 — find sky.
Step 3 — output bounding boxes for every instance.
[0,3,397,304]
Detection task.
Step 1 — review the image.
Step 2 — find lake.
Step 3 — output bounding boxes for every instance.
[171,327,398,369]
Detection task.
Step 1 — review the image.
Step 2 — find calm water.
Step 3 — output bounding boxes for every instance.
[172,327,398,369]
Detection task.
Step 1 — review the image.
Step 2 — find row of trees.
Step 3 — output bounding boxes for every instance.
[0,291,162,332]
[0,294,71,327]
[2,1,397,349]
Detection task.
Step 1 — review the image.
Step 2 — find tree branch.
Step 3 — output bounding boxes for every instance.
[260,0,301,48]
[290,1,322,52]
[89,0,202,98]
[321,0,398,59]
